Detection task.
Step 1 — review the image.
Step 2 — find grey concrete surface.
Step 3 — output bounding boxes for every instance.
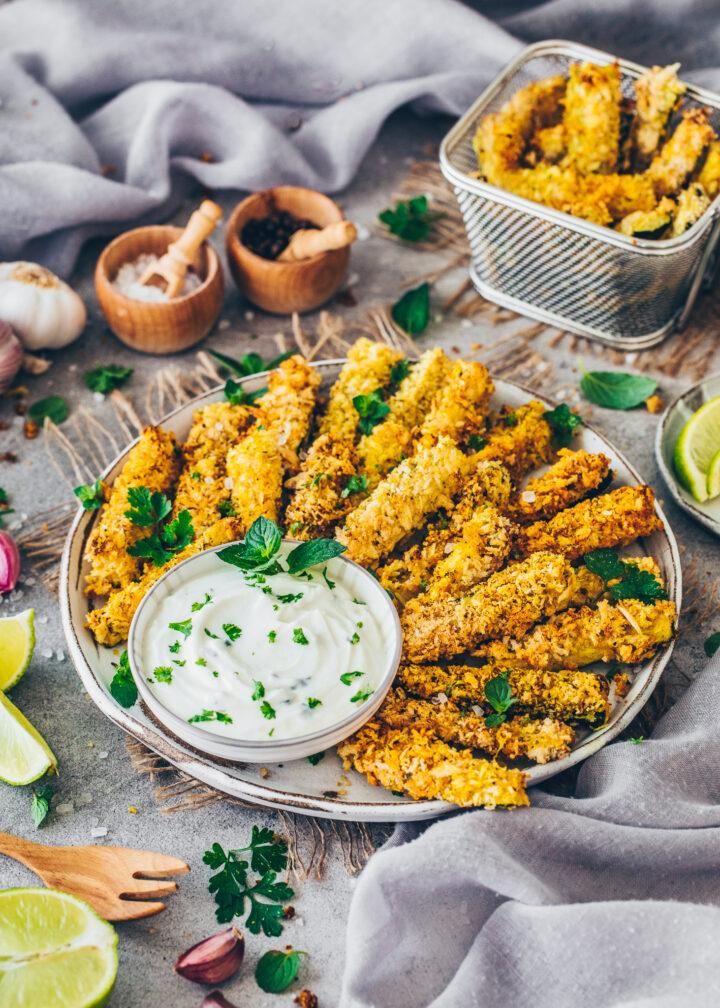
[0,107,718,1007]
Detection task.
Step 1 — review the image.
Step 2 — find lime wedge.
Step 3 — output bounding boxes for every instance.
[0,691,57,785]
[708,447,720,500]
[0,888,118,1008]
[0,609,35,692]
[673,395,720,502]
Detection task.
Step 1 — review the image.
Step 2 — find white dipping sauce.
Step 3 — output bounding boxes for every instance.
[140,547,385,741]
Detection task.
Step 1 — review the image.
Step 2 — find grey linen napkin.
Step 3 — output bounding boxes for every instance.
[341,653,720,1007]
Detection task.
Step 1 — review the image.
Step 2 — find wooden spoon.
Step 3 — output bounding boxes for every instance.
[140,199,223,297]
[277,219,357,262]
[0,831,189,921]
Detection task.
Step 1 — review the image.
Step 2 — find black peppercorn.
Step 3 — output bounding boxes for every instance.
[241,211,318,260]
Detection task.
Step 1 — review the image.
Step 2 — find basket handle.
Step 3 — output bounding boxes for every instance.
[676,206,720,333]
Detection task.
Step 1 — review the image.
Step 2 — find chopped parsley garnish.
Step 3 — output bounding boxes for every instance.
[389,358,412,386]
[292,628,309,645]
[276,592,304,604]
[172,659,186,667]
[73,479,104,511]
[188,710,233,724]
[84,364,133,395]
[340,670,363,685]
[307,697,322,708]
[483,673,516,727]
[349,632,360,645]
[191,471,201,480]
[169,640,182,654]
[353,389,390,435]
[217,498,237,517]
[204,628,220,640]
[223,623,243,641]
[467,434,487,451]
[583,549,668,604]
[310,472,327,487]
[252,680,265,701]
[307,751,325,765]
[169,619,192,637]
[109,651,137,708]
[352,597,367,606]
[341,473,369,498]
[322,567,335,590]
[153,665,173,684]
[543,403,582,446]
[195,657,208,668]
[260,701,276,720]
[288,521,305,535]
[267,630,277,643]
[379,195,431,242]
[191,592,213,612]
[350,687,374,704]
[628,736,645,744]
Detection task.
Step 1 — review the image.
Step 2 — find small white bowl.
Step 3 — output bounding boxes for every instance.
[655,371,720,538]
[127,541,402,763]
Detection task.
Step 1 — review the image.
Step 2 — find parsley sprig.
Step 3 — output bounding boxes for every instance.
[379,195,432,242]
[353,390,390,435]
[203,828,294,935]
[73,479,104,511]
[543,403,583,447]
[583,549,668,604]
[0,488,13,528]
[84,364,133,395]
[125,486,194,567]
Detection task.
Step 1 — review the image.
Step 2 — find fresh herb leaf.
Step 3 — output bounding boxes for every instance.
[222,622,242,641]
[0,489,7,506]
[389,358,412,386]
[307,751,325,765]
[173,659,186,667]
[109,651,137,708]
[628,736,645,744]
[30,782,54,828]
[287,538,346,574]
[260,701,276,720]
[352,597,367,605]
[483,673,516,726]
[188,710,233,724]
[350,687,374,703]
[484,712,507,728]
[203,836,294,933]
[191,592,213,612]
[246,825,289,874]
[543,403,583,447]
[84,364,133,395]
[292,628,309,645]
[204,628,220,639]
[124,487,172,528]
[349,631,360,645]
[218,515,283,572]
[28,395,69,425]
[580,371,658,411]
[275,592,303,604]
[210,348,294,378]
[168,618,192,637]
[288,521,305,535]
[153,665,173,684]
[353,389,390,435]
[159,509,194,551]
[252,681,266,701]
[195,657,208,667]
[341,473,369,498]
[340,670,363,685]
[217,498,236,517]
[255,948,304,993]
[224,377,266,405]
[467,434,487,451]
[169,640,182,654]
[73,479,104,510]
[321,567,336,590]
[307,697,322,708]
[392,282,430,335]
[191,471,201,480]
[583,548,626,582]
[704,631,720,657]
[267,630,277,643]
[379,195,431,242]
[609,566,668,604]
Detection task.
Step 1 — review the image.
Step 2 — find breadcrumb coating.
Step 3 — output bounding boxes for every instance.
[337,721,529,808]
[697,140,720,198]
[517,484,662,560]
[414,359,494,452]
[84,427,181,597]
[671,183,711,236]
[509,448,612,523]
[86,517,246,646]
[377,688,574,764]
[318,338,403,442]
[283,434,359,539]
[424,503,514,600]
[337,436,467,567]
[228,426,284,527]
[254,355,320,470]
[402,552,604,663]
[478,597,676,670]
[181,402,254,465]
[648,108,715,196]
[358,348,451,485]
[530,123,566,163]
[632,63,686,165]
[616,198,675,237]
[564,61,621,174]
[474,401,555,478]
[398,662,610,726]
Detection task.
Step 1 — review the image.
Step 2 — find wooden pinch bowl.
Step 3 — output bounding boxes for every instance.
[95,225,224,354]
[226,186,350,314]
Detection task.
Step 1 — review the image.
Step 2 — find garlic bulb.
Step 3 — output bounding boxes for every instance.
[0,320,23,392]
[0,262,86,350]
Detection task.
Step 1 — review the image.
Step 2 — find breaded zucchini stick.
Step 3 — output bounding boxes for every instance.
[358,348,451,485]
[564,61,622,174]
[671,182,711,236]
[698,140,720,198]
[647,108,715,196]
[318,338,403,442]
[283,435,359,539]
[516,485,661,560]
[509,448,612,523]
[617,197,675,238]
[632,63,686,166]
[86,517,246,646]
[423,503,514,600]
[338,722,529,808]
[337,436,467,567]
[397,662,610,726]
[401,552,604,663]
[227,427,284,527]
[254,355,320,470]
[529,123,566,163]
[84,427,181,597]
[474,400,555,478]
[377,688,574,764]
[413,360,494,453]
[378,460,513,603]
[181,402,254,466]
[477,597,676,670]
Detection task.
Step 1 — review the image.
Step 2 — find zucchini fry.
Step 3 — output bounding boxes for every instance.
[616,197,675,237]
[227,426,284,527]
[647,108,715,196]
[529,123,566,164]
[283,435,359,539]
[358,348,451,485]
[632,63,686,166]
[254,355,320,470]
[671,182,710,236]
[508,448,612,523]
[516,485,662,560]
[477,597,676,670]
[318,338,403,442]
[697,140,720,198]
[475,400,555,478]
[84,427,181,597]
[338,722,529,808]
[564,61,622,174]
[397,662,610,726]
[401,552,604,663]
[423,503,514,600]
[414,360,494,452]
[337,436,467,567]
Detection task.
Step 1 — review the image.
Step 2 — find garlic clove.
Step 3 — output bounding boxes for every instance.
[0,320,24,394]
[174,927,244,985]
[202,993,239,1008]
[22,353,52,376]
[0,531,21,594]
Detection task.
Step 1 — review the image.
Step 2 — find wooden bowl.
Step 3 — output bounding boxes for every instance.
[95,226,224,354]
[225,187,350,314]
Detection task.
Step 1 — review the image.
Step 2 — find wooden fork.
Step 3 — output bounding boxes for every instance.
[0,832,189,921]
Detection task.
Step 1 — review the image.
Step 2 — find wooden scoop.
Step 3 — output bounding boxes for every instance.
[140,199,222,297]
[278,219,357,262]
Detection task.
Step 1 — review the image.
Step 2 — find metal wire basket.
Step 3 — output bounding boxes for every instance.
[439,39,720,350]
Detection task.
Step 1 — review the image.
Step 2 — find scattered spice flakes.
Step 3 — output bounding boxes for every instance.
[0,452,18,463]
[259,767,270,779]
[127,806,138,814]
[23,419,39,440]
[283,905,296,919]
[294,991,319,1008]
[645,394,664,414]
[15,400,27,416]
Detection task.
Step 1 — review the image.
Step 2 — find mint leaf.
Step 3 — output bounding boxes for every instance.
[286,538,346,574]
[379,195,431,242]
[218,516,283,572]
[704,632,720,657]
[353,389,390,435]
[543,403,583,447]
[28,395,69,425]
[73,479,104,511]
[255,948,303,993]
[31,781,54,828]
[484,674,516,725]
[580,371,658,410]
[391,282,430,335]
[109,651,137,708]
[224,377,266,405]
[84,364,133,395]
[210,348,294,377]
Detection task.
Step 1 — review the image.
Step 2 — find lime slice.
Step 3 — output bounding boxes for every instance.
[673,395,720,502]
[0,888,118,1008]
[0,609,35,692]
[708,447,720,500]
[0,691,57,785]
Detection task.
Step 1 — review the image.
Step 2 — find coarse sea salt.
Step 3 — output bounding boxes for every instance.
[113,253,202,303]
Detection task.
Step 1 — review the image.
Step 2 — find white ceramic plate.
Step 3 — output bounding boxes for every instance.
[61,360,681,822]
[656,372,720,537]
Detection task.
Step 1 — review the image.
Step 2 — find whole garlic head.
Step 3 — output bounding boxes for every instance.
[0,262,86,350]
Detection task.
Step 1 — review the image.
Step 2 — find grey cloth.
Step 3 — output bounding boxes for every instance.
[342,654,720,1007]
